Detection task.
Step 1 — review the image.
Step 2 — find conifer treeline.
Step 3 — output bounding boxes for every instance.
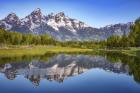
[0,29,55,45]
[0,18,140,48]
[106,18,140,48]
[0,29,98,48]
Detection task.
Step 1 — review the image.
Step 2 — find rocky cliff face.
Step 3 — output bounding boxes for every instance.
[0,8,132,41]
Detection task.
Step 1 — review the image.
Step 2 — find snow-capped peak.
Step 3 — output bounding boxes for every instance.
[56,12,65,17]
[2,12,21,26]
[1,8,89,33]
[31,8,42,16]
[20,8,45,31]
[46,12,89,32]
[7,12,17,18]
[0,8,132,41]
[33,8,41,12]
[5,12,19,22]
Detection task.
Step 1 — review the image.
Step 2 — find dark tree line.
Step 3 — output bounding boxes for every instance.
[0,29,56,45]
[59,41,99,48]
[0,17,140,48]
[106,18,140,48]
[0,28,99,48]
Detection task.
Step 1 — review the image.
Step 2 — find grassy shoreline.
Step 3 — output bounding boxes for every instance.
[99,47,140,57]
[0,45,140,57]
[0,46,93,57]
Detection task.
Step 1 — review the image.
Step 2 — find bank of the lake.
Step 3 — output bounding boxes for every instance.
[0,45,140,57]
[0,46,93,57]
[99,47,140,57]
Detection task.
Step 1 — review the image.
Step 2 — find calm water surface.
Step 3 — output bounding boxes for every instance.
[0,52,140,93]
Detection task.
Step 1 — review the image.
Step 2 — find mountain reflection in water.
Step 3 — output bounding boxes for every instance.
[1,53,139,86]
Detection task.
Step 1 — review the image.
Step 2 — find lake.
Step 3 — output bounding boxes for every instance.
[0,52,140,93]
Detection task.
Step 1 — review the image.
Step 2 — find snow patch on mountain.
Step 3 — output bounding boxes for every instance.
[0,8,133,41]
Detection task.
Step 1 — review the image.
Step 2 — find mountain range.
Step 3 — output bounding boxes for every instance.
[0,8,133,41]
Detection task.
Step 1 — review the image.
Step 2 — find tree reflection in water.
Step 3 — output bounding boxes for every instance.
[0,52,140,86]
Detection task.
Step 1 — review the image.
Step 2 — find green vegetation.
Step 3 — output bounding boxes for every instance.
[105,52,140,83]
[0,28,55,45]
[99,18,140,56]
[0,28,101,49]
[0,18,140,57]
[0,46,93,57]
[106,18,140,48]
[0,29,99,56]
[0,53,56,65]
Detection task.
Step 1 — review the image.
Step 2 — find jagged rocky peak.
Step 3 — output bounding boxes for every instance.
[56,12,65,17]
[72,19,89,29]
[6,12,17,19]
[31,8,42,16]
[46,13,55,20]
[46,11,89,29]
[46,12,65,21]
[30,8,42,22]
[20,8,44,29]
[0,8,133,41]
[33,8,41,12]
[55,12,65,23]
[4,12,19,24]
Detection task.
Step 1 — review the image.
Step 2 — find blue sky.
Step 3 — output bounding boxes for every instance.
[0,0,140,27]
